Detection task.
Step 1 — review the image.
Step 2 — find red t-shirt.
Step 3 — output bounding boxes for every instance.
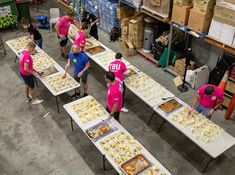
[58,16,75,36]
[108,60,127,82]
[74,30,86,47]
[19,50,33,76]
[106,81,123,112]
[198,84,224,108]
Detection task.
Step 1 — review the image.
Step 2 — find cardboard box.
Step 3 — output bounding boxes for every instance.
[219,23,235,46]
[208,19,223,40]
[120,41,136,57]
[193,0,215,14]
[226,80,235,94]
[214,3,235,27]
[117,6,134,19]
[188,9,213,33]
[174,0,193,6]
[172,5,192,25]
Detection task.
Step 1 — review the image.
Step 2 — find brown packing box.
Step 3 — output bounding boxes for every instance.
[174,58,198,76]
[174,0,193,6]
[117,6,134,19]
[188,9,213,33]
[120,41,136,57]
[223,95,232,108]
[193,0,215,14]
[214,4,235,27]
[172,5,192,25]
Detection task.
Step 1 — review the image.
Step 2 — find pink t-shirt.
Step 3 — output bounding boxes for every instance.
[74,30,86,47]
[108,60,127,82]
[58,16,75,36]
[106,81,123,112]
[198,84,224,108]
[19,50,33,76]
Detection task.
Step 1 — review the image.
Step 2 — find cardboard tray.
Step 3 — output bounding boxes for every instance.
[86,46,105,55]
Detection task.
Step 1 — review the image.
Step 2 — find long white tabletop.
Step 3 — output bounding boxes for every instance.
[63,96,172,175]
[153,99,235,159]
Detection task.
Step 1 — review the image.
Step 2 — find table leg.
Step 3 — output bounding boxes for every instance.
[202,157,213,172]
[15,56,18,63]
[70,116,74,131]
[102,155,106,170]
[157,119,166,133]
[148,111,156,125]
[55,96,60,113]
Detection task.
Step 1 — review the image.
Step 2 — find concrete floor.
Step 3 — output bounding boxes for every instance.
[0,1,235,175]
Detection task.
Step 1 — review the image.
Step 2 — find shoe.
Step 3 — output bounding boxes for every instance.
[71,92,80,98]
[83,93,88,97]
[32,99,43,105]
[26,97,32,103]
[121,107,129,112]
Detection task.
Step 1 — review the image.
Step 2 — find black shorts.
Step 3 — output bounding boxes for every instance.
[58,35,68,46]
[74,74,88,84]
[20,73,35,89]
[106,107,120,121]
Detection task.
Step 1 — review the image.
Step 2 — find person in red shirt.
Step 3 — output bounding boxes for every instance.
[19,41,43,105]
[108,53,128,112]
[190,84,224,119]
[105,71,123,122]
[55,12,75,59]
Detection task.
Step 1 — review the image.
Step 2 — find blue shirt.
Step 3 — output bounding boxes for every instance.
[69,52,89,77]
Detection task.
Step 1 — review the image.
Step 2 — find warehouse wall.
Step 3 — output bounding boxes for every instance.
[191,37,224,70]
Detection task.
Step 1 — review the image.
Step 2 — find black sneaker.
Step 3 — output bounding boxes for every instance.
[71,92,80,98]
[83,93,88,97]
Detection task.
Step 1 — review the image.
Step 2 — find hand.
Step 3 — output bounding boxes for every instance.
[188,108,194,115]
[207,109,214,116]
[33,72,39,77]
[107,115,112,121]
[78,72,83,78]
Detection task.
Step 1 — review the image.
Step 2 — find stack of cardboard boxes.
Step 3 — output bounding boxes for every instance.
[172,0,193,26]
[187,0,215,33]
[173,58,198,77]
[119,12,144,56]
[209,0,235,47]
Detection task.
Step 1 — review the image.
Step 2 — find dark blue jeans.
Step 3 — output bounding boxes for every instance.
[35,38,43,49]
[195,103,212,120]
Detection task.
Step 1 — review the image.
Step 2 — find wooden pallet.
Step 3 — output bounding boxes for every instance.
[57,0,78,12]
[140,6,170,23]
[137,49,158,65]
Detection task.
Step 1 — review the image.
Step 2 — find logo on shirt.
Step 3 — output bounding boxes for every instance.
[73,59,77,63]
[109,64,121,71]
[212,96,217,101]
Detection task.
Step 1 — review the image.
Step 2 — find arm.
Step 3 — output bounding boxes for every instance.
[54,22,60,35]
[24,63,36,75]
[65,59,71,72]
[192,94,200,110]
[110,101,119,115]
[30,34,34,41]
[78,62,90,77]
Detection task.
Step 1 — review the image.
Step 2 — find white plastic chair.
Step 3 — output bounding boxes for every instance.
[49,8,60,31]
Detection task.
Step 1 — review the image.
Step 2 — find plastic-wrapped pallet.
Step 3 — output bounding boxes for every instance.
[142,0,171,19]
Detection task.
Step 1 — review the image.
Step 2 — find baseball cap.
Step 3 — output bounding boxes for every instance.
[204,86,214,95]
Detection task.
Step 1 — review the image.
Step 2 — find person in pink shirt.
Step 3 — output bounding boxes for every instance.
[190,84,224,119]
[19,41,43,105]
[74,22,88,49]
[105,71,123,122]
[55,12,75,59]
[109,53,128,112]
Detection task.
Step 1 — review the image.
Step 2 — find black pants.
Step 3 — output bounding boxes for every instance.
[122,82,126,108]
[106,107,120,121]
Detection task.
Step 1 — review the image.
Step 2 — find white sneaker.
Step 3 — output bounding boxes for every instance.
[32,99,43,105]
[121,107,129,112]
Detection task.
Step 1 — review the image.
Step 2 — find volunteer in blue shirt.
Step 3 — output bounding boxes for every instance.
[65,45,90,97]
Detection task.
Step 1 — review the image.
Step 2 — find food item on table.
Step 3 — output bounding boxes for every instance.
[170,107,224,143]
[159,99,182,114]
[32,52,55,72]
[72,96,107,124]
[86,46,105,55]
[86,121,112,140]
[121,154,151,175]
[125,67,138,78]
[45,73,79,93]
[7,36,29,52]
[142,165,167,175]
[99,130,142,165]
[125,73,173,106]
[40,66,58,78]
[85,37,100,49]
[68,24,78,40]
